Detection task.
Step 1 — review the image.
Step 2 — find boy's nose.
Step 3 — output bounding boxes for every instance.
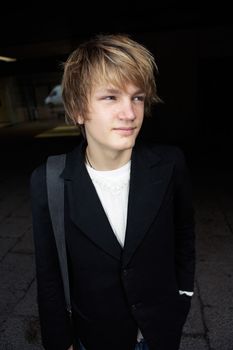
[118,102,136,120]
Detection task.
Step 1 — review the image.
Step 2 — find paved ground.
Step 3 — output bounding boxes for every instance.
[0,119,233,349]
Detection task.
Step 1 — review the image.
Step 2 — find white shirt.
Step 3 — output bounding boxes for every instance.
[86,161,130,247]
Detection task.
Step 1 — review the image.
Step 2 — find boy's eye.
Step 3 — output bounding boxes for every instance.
[133,95,145,102]
[104,96,116,100]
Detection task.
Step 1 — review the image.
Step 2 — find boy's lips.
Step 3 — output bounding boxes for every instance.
[113,127,137,135]
[113,127,136,131]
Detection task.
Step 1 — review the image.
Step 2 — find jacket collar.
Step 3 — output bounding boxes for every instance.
[61,139,174,265]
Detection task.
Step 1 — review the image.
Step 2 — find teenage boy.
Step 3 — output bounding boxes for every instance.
[31,34,195,350]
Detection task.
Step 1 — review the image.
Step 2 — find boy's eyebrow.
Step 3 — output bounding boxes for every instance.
[101,88,121,95]
[96,88,145,95]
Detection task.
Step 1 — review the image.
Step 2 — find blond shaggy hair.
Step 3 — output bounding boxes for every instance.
[62,34,161,125]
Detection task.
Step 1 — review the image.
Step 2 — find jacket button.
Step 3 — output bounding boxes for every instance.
[123,269,128,276]
[131,304,137,311]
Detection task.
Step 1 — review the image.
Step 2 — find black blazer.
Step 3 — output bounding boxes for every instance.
[30,139,195,350]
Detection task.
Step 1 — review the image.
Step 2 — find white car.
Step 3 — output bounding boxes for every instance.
[44,85,63,108]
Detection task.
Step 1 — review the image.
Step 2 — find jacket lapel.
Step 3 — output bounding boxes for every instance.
[61,140,174,265]
[122,144,174,267]
[61,141,122,261]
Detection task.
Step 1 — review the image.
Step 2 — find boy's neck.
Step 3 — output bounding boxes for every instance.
[85,146,132,171]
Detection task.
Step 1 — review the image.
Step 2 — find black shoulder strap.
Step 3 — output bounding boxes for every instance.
[46,154,71,315]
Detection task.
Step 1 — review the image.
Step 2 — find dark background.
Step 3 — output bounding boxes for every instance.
[0,5,232,174]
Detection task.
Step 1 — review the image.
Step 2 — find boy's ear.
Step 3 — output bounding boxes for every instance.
[76,114,84,124]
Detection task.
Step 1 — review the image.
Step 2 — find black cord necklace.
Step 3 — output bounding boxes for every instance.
[85,151,95,169]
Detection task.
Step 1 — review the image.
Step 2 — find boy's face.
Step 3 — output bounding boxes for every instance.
[77,82,145,156]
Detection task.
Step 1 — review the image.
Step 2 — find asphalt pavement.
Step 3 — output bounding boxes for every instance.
[0,119,233,350]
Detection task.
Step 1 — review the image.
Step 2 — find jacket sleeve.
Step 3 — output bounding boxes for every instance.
[30,164,73,350]
[173,147,196,292]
